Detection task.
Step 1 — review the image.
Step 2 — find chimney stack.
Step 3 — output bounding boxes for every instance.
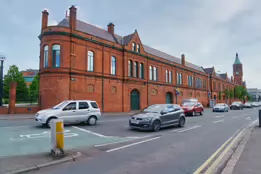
[41,9,49,31]
[181,54,185,66]
[69,5,77,31]
[231,76,234,83]
[107,22,115,35]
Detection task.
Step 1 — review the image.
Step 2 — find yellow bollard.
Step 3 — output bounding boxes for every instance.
[51,119,64,155]
[56,121,64,149]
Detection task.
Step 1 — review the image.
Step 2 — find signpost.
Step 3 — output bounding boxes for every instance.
[175,88,180,104]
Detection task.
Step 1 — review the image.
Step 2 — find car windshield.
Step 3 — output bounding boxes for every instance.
[142,104,164,113]
[232,102,240,105]
[216,103,225,106]
[52,101,69,109]
[183,102,196,106]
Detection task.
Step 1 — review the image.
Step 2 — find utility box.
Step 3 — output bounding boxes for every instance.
[50,119,65,155]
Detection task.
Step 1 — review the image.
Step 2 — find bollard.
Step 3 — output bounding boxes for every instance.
[51,119,64,156]
[259,110,261,127]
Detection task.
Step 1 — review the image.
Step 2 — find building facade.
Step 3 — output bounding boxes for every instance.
[21,69,39,86]
[38,6,245,112]
[247,88,261,101]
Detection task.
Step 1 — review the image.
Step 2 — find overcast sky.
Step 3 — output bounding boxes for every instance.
[1,0,260,88]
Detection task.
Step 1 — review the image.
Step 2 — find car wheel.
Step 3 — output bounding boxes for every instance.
[46,117,56,128]
[152,120,161,132]
[87,116,97,126]
[179,117,185,127]
[192,111,196,116]
[200,110,204,115]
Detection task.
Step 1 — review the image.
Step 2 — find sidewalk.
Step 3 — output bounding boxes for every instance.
[233,126,261,174]
[0,150,81,174]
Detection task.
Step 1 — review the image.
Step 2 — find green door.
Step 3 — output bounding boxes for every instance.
[166,92,173,104]
[130,90,140,110]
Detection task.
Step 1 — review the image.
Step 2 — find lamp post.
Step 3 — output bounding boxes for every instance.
[0,55,6,107]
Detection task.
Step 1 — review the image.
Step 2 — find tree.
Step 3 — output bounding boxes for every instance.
[29,74,39,102]
[223,88,229,103]
[3,65,28,101]
[229,89,234,99]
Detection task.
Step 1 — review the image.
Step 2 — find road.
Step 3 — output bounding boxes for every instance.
[1,108,259,174]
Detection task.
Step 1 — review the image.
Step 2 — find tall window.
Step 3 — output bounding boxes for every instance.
[166,70,169,83]
[196,78,202,88]
[153,66,157,81]
[87,51,94,71]
[52,44,60,67]
[188,75,193,86]
[169,71,172,83]
[43,45,48,68]
[133,61,138,77]
[132,42,136,51]
[149,66,153,80]
[111,56,116,75]
[213,82,216,90]
[137,44,140,52]
[139,63,144,79]
[128,60,133,77]
[203,79,206,88]
[218,83,221,90]
[177,72,182,85]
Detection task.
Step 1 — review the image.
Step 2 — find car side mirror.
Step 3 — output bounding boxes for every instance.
[161,110,167,115]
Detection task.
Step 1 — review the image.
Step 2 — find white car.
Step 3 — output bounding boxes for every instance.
[213,103,229,112]
[35,100,101,127]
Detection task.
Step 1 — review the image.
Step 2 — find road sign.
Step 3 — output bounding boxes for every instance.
[175,88,180,95]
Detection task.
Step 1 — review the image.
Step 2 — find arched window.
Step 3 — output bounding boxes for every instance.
[149,66,153,80]
[133,61,138,77]
[169,71,172,83]
[128,60,133,77]
[87,51,94,71]
[52,44,60,67]
[111,56,116,75]
[166,70,169,83]
[139,63,144,79]
[43,45,48,68]
[153,67,157,81]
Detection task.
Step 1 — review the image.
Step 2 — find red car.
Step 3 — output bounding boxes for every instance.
[182,102,204,116]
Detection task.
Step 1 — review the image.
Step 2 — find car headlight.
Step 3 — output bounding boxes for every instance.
[143,118,152,121]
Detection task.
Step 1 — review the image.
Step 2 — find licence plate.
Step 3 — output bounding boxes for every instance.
[131,119,139,124]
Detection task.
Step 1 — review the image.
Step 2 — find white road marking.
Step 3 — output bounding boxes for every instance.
[72,126,113,138]
[177,125,201,132]
[106,137,160,152]
[0,125,31,129]
[245,117,251,120]
[214,115,224,118]
[171,125,201,132]
[95,139,136,147]
[212,120,224,124]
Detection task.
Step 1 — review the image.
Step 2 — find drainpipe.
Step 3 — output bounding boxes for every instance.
[101,45,104,112]
[122,47,125,112]
[69,29,72,100]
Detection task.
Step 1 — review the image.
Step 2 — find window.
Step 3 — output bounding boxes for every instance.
[128,60,133,77]
[91,102,99,108]
[79,102,89,109]
[153,66,158,81]
[222,84,225,91]
[139,63,144,79]
[218,83,221,90]
[87,51,94,71]
[137,44,140,52]
[203,79,206,88]
[166,70,169,83]
[132,42,136,51]
[133,61,138,77]
[213,82,216,90]
[63,102,76,111]
[43,45,48,68]
[169,71,172,83]
[196,78,203,88]
[111,56,116,75]
[52,44,60,67]
[188,75,193,87]
[177,72,182,85]
[149,66,153,80]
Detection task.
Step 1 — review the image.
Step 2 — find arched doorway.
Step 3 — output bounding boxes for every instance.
[130,89,140,110]
[166,92,173,104]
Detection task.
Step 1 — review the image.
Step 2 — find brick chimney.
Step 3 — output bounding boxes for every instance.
[41,9,49,31]
[181,54,185,66]
[69,5,77,30]
[107,22,115,35]
[231,76,234,83]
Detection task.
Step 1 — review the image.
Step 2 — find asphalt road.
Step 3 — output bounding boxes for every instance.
[1,108,259,174]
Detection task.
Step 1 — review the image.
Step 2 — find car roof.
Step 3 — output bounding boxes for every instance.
[64,100,97,102]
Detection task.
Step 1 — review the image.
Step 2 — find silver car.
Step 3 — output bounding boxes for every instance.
[35,100,101,127]
[129,104,186,132]
[213,103,229,112]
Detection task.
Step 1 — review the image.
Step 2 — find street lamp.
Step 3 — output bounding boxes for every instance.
[0,55,6,107]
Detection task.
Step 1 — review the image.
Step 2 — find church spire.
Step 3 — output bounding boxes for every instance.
[234,53,242,65]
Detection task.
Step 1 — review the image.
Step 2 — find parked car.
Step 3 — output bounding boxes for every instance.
[230,101,243,110]
[243,102,253,108]
[181,102,204,116]
[252,102,260,107]
[213,103,229,112]
[129,104,186,132]
[35,100,101,127]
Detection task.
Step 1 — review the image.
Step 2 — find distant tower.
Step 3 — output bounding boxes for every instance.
[233,53,243,85]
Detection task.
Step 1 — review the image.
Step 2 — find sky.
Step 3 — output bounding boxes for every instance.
[1,0,261,88]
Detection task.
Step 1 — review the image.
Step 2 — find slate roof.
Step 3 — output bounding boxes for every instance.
[219,73,227,80]
[234,53,242,65]
[203,67,214,74]
[57,18,205,73]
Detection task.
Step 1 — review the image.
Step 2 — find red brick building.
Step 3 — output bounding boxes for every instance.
[38,6,245,112]
[21,69,39,86]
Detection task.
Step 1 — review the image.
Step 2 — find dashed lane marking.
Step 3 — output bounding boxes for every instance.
[212,119,224,124]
